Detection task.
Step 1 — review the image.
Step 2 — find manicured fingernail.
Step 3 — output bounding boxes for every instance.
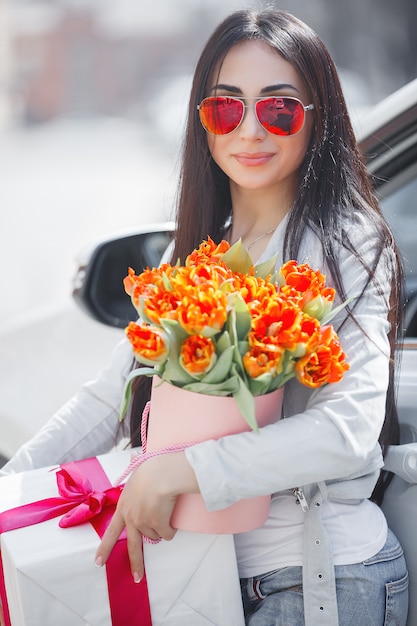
[95,556,104,567]
[133,572,141,584]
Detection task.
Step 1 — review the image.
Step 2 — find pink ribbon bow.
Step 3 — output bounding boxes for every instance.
[56,465,122,528]
[0,460,122,534]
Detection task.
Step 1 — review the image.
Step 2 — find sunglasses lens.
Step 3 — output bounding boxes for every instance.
[199,97,244,135]
[256,97,305,135]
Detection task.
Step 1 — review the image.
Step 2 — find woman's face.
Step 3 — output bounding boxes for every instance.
[205,39,314,198]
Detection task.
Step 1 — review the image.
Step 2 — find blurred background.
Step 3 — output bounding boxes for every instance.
[1,0,416,462]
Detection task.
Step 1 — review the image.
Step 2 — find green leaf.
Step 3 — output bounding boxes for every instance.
[199,345,234,384]
[247,372,275,396]
[225,311,246,378]
[163,357,196,385]
[162,272,173,291]
[119,367,157,421]
[160,318,188,342]
[254,253,279,280]
[319,295,357,325]
[216,330,232,353]
[200,325,223,338]
[233,377,258,432]
[119,380,133,421]
[221,239,278,279]
[266,361,291,390]
[182,376,240,396]
[137,296,154,325]
[233,293,252,340]
[221,239,252,273]
[237,339,249,356]
[158,319,195,385]
[226,307,237,345]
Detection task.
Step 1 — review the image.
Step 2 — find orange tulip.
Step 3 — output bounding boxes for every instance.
[124,266,167,308]
[249,294,304,352]
[232,273,277,304]
[294,325,349,387]
[243,345,284,378]
[172,264,230,293]
[279,260,336,310]
[177,285,228,335]
[186,237,230,266]
[142,290,180,325]
[125,322,168,364]
[180,335,216,375]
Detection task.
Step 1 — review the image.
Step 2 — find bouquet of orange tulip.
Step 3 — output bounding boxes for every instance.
[120,237,349,431]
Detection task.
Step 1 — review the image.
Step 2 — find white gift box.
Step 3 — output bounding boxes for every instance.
[0,450,245,626]
[143,532,245,625]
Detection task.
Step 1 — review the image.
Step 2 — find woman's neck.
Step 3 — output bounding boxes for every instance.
[228,184,293,252]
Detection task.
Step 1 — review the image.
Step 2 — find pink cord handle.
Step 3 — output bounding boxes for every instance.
[115,400,197,544]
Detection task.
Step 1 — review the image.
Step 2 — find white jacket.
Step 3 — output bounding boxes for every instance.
[186,212,390,505]
[1,211,395,625]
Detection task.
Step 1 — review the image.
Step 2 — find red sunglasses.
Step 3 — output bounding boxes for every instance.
[197,95,314,136]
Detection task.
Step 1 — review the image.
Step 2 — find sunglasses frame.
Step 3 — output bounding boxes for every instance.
[197,95,314,136]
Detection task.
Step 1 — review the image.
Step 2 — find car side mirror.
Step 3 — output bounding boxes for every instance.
[72,224,174,328]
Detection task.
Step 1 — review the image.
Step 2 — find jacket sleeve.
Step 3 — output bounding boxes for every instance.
[0,337,134,475]
[0,240,176,477]
[185,221,394,510]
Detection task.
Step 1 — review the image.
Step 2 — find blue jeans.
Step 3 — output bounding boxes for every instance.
[240,528,408,625]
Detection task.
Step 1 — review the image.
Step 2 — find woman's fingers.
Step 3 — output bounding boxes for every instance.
[125,523,145,582]
[95,507,151,582]
[94,453,196,580]
[95,508,125,567]
[95,470,176,580]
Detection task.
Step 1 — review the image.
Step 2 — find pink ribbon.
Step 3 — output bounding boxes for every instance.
[0,457,152,626]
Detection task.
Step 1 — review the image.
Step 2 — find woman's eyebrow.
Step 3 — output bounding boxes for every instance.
[209,83,300,94]
[261,83,300,94]
[209,83,241,93]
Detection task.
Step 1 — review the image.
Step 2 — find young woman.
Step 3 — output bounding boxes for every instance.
[1,9,408,625]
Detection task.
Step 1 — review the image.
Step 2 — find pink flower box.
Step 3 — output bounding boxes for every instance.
[146,380,283,534]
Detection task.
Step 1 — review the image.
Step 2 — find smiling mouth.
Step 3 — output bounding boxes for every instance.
[233,153,275,166]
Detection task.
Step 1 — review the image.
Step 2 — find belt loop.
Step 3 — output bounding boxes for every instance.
[253,578,265,601]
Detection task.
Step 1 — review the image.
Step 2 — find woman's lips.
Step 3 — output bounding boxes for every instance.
[233,152,275,166]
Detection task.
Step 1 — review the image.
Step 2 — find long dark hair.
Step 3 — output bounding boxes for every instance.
[130,9,404,504]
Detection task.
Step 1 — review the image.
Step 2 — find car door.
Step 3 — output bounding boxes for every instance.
[358,78,417,626]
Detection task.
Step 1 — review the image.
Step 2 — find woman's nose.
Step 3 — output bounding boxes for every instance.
[237,105,266,139]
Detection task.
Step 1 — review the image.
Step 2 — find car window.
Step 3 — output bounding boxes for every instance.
[379,165,417,337]
[380,169,417,278]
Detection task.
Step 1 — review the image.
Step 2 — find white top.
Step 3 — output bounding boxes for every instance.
[185,212,391,575]
[234,493,386,577]
[1,210,392,579]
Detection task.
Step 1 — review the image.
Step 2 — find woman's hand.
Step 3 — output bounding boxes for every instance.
[95,451,199,582]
